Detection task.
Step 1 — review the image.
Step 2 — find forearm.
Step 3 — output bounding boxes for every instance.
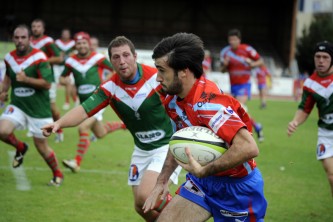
[56,105,88,128]
[292,109,309,126]
[156,150,179,185]
[203,129,258,176]
[25,77,51,90]
[48,56,63,65]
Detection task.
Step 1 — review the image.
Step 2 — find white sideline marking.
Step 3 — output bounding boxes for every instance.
[0,165,187,177]
[7,151,31,191]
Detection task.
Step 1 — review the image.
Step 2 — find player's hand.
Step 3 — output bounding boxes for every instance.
[41,122,60,137]
[142,183,169,213]
[223,56,230,66]
[16,70,28,83]
[175,147,205,178]
[287,120,298,137]
[245,58,253,67]
[0,92,8,102]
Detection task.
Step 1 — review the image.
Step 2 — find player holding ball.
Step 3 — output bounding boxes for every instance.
[143,33,267,222]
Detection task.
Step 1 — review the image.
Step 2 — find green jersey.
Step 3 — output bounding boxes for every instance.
[61,52,114,103]
[4,48,53,118]
[82,63,173,151]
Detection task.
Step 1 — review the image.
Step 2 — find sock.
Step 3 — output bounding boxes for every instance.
[56,128,63,134]
[75,132,90,165]
[154,194,173,212]
[45,151,63,178]
[104,121,126,133]
[65,94,70,103]
[3,133,25,152]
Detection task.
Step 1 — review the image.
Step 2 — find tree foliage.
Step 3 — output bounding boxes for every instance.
[296,15,333,74]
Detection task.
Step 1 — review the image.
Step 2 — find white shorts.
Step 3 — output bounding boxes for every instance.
[316,127,333,160]
[54,65,75,85]
[0,104,52,138]
[128,144,182,186]
[49,82,57,102]
[92,108,105,121]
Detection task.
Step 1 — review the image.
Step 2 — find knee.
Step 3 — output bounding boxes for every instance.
[0,128,11,140]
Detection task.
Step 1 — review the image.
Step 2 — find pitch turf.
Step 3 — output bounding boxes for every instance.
[0,88,332,222]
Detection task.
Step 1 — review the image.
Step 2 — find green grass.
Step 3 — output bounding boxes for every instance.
[0,89,332,222]
[0,41,15,59]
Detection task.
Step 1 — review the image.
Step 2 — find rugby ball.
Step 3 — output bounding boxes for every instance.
[169,126,228,166]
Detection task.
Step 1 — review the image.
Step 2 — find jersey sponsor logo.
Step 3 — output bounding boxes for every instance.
[183,179,204,197]
[321,113,333,124]
[129,164,139,181]
[135,130,165,143]
[14,87,35,97]
[78,84,96,94]
[4,106,15,115]
[209,107,230,131]
[219,209,248,218]
[197,92,216,107]
[317,143,326,157]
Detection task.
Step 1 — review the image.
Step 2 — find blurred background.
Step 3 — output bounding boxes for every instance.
[1,0,333,96]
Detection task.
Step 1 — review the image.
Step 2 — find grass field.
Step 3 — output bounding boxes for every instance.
[0,88,332,222]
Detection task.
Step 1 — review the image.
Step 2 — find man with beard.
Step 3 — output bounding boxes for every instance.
[30,18,64,142]
[0,24,63,186]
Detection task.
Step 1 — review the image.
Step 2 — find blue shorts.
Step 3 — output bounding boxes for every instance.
[258,83,267,91]
[231,83,252,99]
[177,168,267,222]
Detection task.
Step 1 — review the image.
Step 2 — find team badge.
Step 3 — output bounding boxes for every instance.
[317,143,326,157]
[129,164,139,181]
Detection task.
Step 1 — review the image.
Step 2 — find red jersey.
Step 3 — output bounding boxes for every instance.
[254,66,271,84]
[220,44,261,85]
[163,76,256,177]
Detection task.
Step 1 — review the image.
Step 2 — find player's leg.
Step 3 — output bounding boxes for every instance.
[157,195,211,222]
[317,128,333,197]
[62,117,95,172]
[132,170,161,221]
[129,145,181,221]
[0,105,29,167]
[33,137,63,186]
[49,82,64,143]
[28,116,63,186]
[321,157,333,197]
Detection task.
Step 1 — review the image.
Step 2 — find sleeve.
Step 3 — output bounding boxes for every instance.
[199,95,247,145]
[81,86,110,117]
[61,64,72,77]
[298,89,315,114]
[99,58,114,72]
[47,43,61,57]
[37,61,53,83]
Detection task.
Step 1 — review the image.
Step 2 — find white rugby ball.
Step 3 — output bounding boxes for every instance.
[169,126,228,166]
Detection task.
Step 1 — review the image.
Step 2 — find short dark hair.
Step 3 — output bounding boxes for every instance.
[228,29,241,39]
[107,36,136,59]
[31,18,45,28]
[152,32,204,79]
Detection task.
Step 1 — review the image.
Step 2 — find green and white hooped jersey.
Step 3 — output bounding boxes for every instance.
[82,63,173,151]
[300,72,333,130]
[4,48,53,118]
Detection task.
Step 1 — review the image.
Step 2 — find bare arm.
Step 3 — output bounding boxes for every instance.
[287,109,309,136]
[41,105,88,136]
[142,150,179,213]
[177,128,258,178]
[0,75,10,101]
[47,55,64,65]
